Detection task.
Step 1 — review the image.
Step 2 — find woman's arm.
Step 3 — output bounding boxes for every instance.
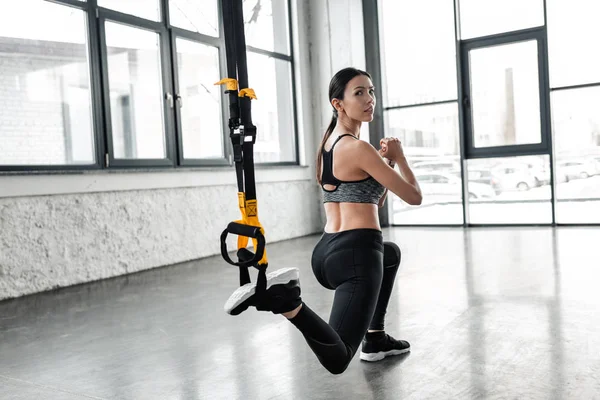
[377,157,395,208]
[353,141,422,205]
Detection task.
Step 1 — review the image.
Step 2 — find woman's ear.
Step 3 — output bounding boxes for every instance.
[331,98,342,113]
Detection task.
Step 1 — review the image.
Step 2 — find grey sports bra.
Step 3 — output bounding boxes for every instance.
[321,134,386,204]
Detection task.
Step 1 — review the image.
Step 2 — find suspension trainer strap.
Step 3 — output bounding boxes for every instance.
[217,0,268,291]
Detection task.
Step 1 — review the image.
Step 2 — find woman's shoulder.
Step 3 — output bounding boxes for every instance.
[336,135,373,150]
[346,138,377,156]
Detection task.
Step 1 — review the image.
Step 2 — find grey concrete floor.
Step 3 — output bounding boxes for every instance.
[1,227,599,400]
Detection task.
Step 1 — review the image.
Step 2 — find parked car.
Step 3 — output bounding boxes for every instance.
[490,159,553,187]
[522,162,549,186]
[415,163,504,194]
[416,172,496,199]
[465,168,502,194]
[556,159,598,180]
[490,163,538,191]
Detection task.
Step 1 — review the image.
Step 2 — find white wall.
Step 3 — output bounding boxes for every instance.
[0,0,369,301]
[0,177,320,300]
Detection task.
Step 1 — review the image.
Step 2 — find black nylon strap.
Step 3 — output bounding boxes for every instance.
[231,0,252,128]
[242,141,256,201]
[221,0,239,123]
[221,0,244,194]
[231,0,257,200]
[233,139,244,193]
[220,0,266,291]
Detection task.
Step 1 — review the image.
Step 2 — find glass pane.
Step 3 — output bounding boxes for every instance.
[469,41,542,148]
[467,155,552,224]
[387,104,462,224]
[105,22,166,159]
[552,88,600,223]
[379,0,457,107]
[98,0,160,21]
[459,0,544,39]
[547,0,600,88]
[169,0,218,37]
[175,38,223,159]
[243,0,290,55]
[0,0,95,166]
[246,53,295,163]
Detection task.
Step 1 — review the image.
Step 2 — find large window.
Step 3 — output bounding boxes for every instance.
[103,22,167,161]
[174,38,223,160]
[0,0,95,166]
[458,0,544,40]
[243,0,296,163]
[376,0,600,225]
[169,0,219,37]
[0,0,298,171]
[379,0,457,107]
[468,40,542,148]
[379,0,463,225]
[98,0,162,21]
[547,0,600,88]
[551,88,600,224]
[547,0,600,224]
[386,104,462,225]
[466,155,552,224]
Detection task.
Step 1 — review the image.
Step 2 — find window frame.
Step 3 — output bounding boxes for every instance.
[98,7,176,168]
[0,0,299,172]
[460,27,553,160]
[0,0,103,172]
[240,0,300,166]
[367,0,600,227]
[168,27,230,167]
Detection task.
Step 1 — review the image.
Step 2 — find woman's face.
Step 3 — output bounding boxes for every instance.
[333,75,376,123]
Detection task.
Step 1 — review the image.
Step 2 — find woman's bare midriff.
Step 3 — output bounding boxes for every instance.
[323,202,381,233]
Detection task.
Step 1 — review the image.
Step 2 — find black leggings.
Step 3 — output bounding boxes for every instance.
[289,229,401,374]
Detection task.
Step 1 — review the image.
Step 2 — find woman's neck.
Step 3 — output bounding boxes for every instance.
[335,115,361,138]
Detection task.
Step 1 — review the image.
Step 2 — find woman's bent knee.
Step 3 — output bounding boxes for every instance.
[324,359,352,375]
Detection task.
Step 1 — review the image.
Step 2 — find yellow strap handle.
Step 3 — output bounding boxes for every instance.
[238,88,257,99]
[215,78,256,100]
[234,193,268,266]
[214,79,257,100]
[214,78,238,91]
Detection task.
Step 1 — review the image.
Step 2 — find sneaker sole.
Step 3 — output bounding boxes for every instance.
[359,347,410,362]
[224,267,299,315]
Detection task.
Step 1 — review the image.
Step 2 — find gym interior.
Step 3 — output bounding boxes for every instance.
[1,1,599,399]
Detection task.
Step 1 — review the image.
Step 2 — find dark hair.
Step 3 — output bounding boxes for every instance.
[316,67,372,185]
